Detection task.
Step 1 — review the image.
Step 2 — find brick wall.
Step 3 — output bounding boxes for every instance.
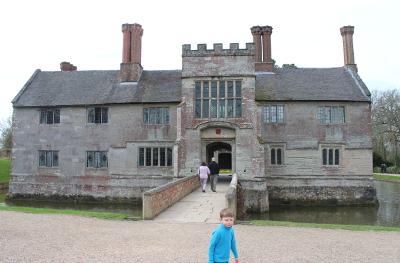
[142,175,200,220]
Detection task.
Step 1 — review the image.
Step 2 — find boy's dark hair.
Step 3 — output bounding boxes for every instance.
[220,208,235,218]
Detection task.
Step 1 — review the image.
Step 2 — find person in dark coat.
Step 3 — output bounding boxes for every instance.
[208,157,220,193]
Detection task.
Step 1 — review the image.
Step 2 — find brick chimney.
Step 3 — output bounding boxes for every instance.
[120,23,143,82]
[340,25,357,71]
[60,61,77,71]
[251,25,274,72]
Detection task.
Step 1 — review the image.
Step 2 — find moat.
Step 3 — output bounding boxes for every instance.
[1,180,399,227]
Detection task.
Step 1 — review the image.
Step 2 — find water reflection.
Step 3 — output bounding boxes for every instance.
[0,189,142,217]
[246,180,400,227]
[1,181,399,227]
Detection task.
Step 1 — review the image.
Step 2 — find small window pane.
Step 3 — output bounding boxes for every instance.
[167,148,173,166]
[227,100,234,118]
[149,108,155,124]
[143,108,148,124]
[195,82,201,98]
[332,107,338,123]
[236,99,242,118]
[227,81,234,97]
[277,106,284,123]
[277,148,282,165]
[219,81,225,98]
[101,108,108,123]
[318,107,324,124]
[139,148,144,166]
[203,100,209,118]
[146,148,152,166]
[88,108,95,123]
[156,107,162,124]
[235,81,242,97]
[87,151,94,168]
[325,107,331,124]
[52,151,59,167]
[163,108,169,124]
[335,149,340,165]
[203,82,209,98]
[328,149,334,165]
[160,148,166,166]
[271,149,276,165]
[211,100,217,118]
[219,100,225,118]
[39,151,46,166]
[271,106,277,123]
[211,82,218,98]
[54,109,60,123]
[153,148,159,166]
[195,100,201,118]
[264,106,270,123]
[46,109,54,124]
[340,107,345,123]
[322,149,327,165]
[100,152,108,167]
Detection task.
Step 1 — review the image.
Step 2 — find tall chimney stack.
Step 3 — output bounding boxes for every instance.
[251,25,275,72]
[120,23,143,82]
[340,25,357,71]
[60,61,77,71]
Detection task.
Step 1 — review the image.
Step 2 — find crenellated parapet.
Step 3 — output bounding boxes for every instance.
[182,43,254,57]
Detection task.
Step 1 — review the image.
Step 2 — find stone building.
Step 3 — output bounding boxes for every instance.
[8,23,378,211]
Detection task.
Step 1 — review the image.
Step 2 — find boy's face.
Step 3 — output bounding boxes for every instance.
[220,216,234,228]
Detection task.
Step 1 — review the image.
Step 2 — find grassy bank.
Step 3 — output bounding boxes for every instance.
[373,173,400,181]
[249,220,400,232]
[0,158,11,183]
[0,206,137,221]
[0,206,399,231]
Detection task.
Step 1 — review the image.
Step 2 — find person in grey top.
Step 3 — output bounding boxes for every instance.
[208,157,220,193]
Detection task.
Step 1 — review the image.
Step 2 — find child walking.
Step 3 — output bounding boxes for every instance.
[208,208,239,263]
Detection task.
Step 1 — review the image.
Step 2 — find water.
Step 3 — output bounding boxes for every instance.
[1,180,399,227]
[246,180,400,227]
[0,189,142,217]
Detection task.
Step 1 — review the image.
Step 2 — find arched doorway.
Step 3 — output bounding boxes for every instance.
[206,142,232,170]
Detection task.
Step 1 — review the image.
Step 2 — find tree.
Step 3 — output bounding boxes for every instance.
[282,63,298,68]
[371,89,400,166]
[0,116,12,149]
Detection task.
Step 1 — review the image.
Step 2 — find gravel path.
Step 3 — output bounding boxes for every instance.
[1,211,399,263]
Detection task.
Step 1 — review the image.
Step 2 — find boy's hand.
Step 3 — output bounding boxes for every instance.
[235,258,239,263]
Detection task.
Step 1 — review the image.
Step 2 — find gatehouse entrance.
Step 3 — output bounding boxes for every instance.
[205,141,233,172]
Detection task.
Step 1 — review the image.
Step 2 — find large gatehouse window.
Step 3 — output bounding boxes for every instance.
[195,80,242,119]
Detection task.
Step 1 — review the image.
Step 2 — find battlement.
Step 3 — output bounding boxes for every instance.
[182,43,254,57]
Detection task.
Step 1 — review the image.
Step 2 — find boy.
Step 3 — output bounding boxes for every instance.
[208,208,239,263]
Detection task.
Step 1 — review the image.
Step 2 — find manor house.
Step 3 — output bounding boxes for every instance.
[8,23,378,210]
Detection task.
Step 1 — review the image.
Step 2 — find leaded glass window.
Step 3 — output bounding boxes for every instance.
[138,147,173,167]
[194,80,242,118]
[39,150,59,167]
[143,107,170,124]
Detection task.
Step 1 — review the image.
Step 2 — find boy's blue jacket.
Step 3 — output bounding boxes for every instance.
[208,223,239,263]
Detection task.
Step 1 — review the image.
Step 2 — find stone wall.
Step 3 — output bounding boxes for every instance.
[267,176,378,206]
[142,175,200,220]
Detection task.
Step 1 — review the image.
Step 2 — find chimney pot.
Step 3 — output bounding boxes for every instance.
[60,61,77,71]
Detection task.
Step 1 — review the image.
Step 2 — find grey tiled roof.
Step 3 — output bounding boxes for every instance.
[13,66,370,108]
[12,70,183,107]
[255,67,371,102]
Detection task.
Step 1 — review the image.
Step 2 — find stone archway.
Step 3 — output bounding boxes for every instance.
[199,125,236,173]
[206,142,232,170]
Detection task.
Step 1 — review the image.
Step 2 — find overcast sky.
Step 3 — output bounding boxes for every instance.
[1,0,399,122]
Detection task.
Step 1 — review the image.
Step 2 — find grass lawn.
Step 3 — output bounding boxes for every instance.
[0,158,10,183]
[373,173,400,181]
[0,206,138,221]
